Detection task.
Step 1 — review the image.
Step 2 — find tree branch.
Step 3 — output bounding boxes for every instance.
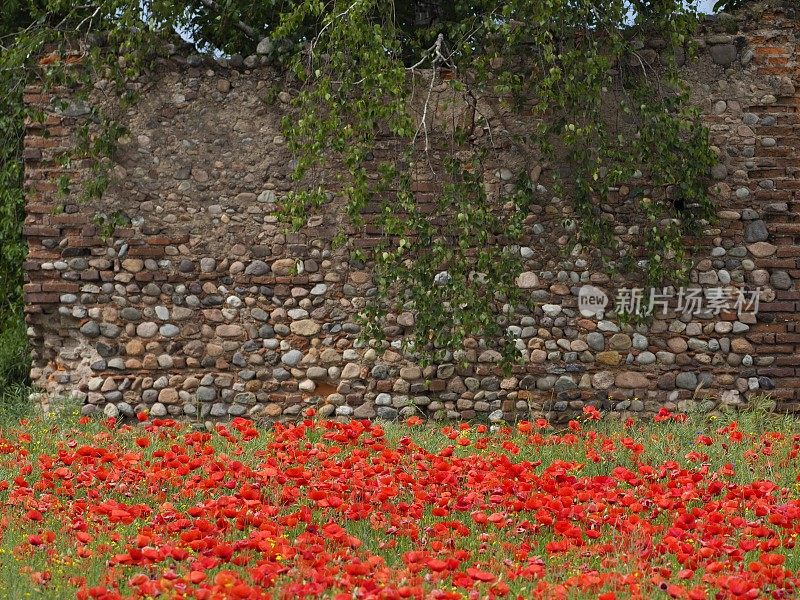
[198,0,258,40]
[310,0,364,64]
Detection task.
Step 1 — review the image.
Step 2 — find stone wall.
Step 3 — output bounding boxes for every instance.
[22,3,800,423]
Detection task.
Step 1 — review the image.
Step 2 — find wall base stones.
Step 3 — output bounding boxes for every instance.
[22,4,800,423]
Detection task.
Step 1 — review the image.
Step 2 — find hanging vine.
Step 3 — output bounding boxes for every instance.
[1,0,722,368]
[275,0,717,363]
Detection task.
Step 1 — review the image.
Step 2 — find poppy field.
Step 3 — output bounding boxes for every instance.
[1,406,800,599]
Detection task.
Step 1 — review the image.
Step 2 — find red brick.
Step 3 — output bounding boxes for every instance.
[25,203,52,214]
[41,281,80,293]
[761,367,796,378]
[24,292,60,304]
[49,214,88,226]
[126,247,164,257]
[756,260,795,268]
[65,237,103,248]
[755,46,788,56]
[144,236,173,245]
[22,225,60,237]
[25,249,58,260]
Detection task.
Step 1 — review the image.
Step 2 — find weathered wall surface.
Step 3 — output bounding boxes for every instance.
[22,4,800,423]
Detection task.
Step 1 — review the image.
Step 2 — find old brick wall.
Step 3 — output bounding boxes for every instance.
[22,4,800,423]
